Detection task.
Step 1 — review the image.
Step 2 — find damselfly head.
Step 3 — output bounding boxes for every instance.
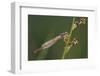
[60,32,68,37]
[60,32,67,35]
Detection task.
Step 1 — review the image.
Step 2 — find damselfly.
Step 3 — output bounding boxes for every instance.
[33,32,68,53]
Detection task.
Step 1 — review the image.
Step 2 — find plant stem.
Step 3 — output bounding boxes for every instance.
[62,46,70,59]
[62,17,75,59]
[69,17,75,37]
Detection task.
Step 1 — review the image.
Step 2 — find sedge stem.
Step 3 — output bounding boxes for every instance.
[62,17,75,59]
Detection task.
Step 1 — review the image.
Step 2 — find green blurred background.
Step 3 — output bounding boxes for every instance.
[28,15,88,60]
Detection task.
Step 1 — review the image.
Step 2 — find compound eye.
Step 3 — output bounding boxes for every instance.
[60,32,68,38]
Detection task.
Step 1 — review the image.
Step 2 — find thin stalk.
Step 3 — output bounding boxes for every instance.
[62,46,70,59]
[62,17,75,59]
[69,17,75,37]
